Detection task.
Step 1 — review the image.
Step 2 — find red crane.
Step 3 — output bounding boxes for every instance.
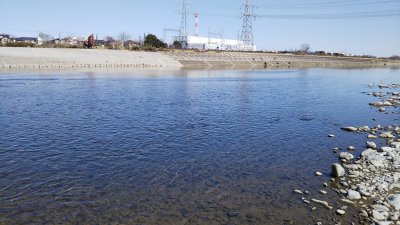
[84,34,95,48]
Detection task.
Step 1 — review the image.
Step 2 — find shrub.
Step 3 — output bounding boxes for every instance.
[5,42,35,48]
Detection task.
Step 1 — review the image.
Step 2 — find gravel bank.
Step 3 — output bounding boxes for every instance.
[295,83,400,225]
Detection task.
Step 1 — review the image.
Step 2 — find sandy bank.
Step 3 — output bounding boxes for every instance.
[0,47,183,70]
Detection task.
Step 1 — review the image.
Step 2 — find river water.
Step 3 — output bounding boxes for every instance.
[1,68,399,225]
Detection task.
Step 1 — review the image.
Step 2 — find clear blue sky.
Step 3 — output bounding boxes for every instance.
[0,0,399,56]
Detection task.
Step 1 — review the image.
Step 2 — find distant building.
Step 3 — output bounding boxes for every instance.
[0,34,12,44]
[174,36,256,51]
[124,40,141,49]
[14,37,38,44]
[50,37,81,46]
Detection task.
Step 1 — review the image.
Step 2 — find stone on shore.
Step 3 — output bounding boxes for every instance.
[336,209,346,215]
[348,146,356,151]
[367,141,377,149]
[341,127,358,132]
[293,189,303,195]
[388,194,400,210]
[311,199,333,210]
[347,190,361,200]
[331,163,345,177]
[372,210,387,221]
[339,152,354,161]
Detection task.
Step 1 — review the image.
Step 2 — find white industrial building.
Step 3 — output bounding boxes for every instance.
[175,36,256,51]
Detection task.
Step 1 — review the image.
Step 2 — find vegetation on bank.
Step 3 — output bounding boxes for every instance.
[1,34,399,60]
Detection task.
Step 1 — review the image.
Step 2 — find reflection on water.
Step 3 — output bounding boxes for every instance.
[0,68,399,224]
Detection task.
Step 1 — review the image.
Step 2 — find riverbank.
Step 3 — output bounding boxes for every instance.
[297,82,400,225]
[0,47,183,70]
[1,47,399,71]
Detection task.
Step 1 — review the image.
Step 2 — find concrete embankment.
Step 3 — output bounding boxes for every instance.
[164,51,399,69]
[0,47,398,71]
[0,47,183,70]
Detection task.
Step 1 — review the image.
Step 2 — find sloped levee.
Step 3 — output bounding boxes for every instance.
[0,47,183,69]
[163,51,395,69]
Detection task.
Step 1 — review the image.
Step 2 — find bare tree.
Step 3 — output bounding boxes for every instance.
[38,32,53,43]
[117,32,131,43]
[105,36,115,42]
[300,43,311,53]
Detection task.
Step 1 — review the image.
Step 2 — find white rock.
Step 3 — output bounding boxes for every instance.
[294,189,303,195]
[347,190,361,200]
[388,194,400,210]
[359,209,368,217]
[381,147,394,152]
[377,221,395,225]
[331,163,345,177]
[339,152,354,161]
[373,210,387,220]
[315,172,323,176]
[311,199,333,209]
[391,142,400,149]
[381,132,395,139]
[341,127,358,132]
[336,209,345,215]
[372,204,390,212]
[361,148,376,158]
[367,141,377,149]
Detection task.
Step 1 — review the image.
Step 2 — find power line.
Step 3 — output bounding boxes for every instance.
[200,9,400,20]
[258,9,400,19]
[256,0,400,8]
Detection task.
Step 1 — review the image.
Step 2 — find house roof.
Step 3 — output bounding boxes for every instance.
[15,37,37,41]
[0,34,11,39]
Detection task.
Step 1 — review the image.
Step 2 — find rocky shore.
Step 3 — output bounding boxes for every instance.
[295,83,400,225]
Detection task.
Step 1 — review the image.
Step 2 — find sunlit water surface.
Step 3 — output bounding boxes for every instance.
[1,68,399,225]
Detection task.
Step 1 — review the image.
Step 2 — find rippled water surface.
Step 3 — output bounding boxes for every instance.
[1,68,400,225]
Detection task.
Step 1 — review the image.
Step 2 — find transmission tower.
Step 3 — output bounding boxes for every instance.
[180,0,188,37]
[194,13,199,37]
[241,0,256,47]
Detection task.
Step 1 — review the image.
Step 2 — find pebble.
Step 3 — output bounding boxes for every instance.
[319,190,327,195]
[372,210,386,220]
[348,146,356,151]
[366,141,377,149]
[312,199,333,210]
[336,209,346,215]
[347,190,362,200]
[339,152,354,161]
[294,189,303,195]
[341,127,358,132]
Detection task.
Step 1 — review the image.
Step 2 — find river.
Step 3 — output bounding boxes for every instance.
[1,68,399,224]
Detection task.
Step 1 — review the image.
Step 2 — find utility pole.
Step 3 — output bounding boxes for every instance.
[241,0,256,50]
[180,0,188,37]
